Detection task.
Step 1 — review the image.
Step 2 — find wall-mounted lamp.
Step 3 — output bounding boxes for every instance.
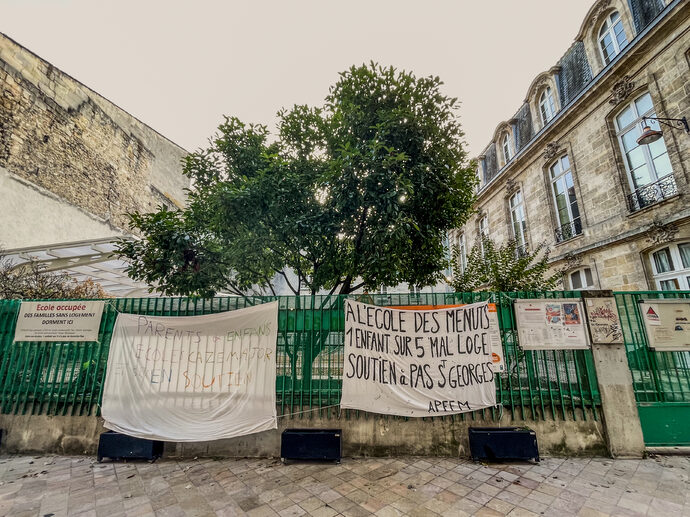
[636,116,689,146]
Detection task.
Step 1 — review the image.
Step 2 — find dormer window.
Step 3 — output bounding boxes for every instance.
[539,87,556,125]
[599,12,628,65]
[501,134,512,165]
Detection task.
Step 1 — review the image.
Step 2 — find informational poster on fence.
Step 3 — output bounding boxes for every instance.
[101,302,278,442]
[13,301,105,342]
[340,300,497,417]
[584,297,623,344]
[514,299,590,350]
[640,300,690,351]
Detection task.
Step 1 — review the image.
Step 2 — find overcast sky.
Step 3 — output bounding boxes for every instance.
[3,1,593,157]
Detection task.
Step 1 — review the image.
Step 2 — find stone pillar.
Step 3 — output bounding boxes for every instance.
[583,291,645,457]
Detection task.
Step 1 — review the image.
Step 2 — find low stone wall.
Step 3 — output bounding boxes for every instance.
[0,415,107,455]
[0,410,606,458]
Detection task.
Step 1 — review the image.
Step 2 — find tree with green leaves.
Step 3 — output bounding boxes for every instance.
[448,237,562,292]
[118,63,477,388]
[118,63,477,298]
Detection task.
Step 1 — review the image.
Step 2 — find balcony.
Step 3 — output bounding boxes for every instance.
[555,217,582,243]
[627,174,678,213]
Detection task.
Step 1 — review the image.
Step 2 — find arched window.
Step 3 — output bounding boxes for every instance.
[570,267,595,290]
[501,134,512,165]
[599,12,628,65]
[649,243,690,290]
[615,92,675,211]
[509,191,527,250]
[539,87,556,125]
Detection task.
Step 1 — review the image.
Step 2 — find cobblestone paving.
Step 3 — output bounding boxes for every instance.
[0,454,689,516]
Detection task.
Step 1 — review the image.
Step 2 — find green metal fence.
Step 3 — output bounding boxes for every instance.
[615,290,690,446]
[615,291,690,403]
[0,291,601,421]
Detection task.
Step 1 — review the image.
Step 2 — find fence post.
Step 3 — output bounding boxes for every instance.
[583,290,645,457]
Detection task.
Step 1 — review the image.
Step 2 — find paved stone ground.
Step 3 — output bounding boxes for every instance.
[0,455,688,517]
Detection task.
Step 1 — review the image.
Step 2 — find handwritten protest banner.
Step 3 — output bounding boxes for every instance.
[101,302,278,442]
[14,301,104,342]
[340,300,497,416]
[389,303,504,373]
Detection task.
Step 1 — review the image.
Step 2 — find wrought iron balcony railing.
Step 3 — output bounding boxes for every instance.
[555,217,582,243]
[627,174,678,212]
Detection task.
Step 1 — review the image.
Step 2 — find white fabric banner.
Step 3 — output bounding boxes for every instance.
[341,300,497,417]
[102,302,278,442]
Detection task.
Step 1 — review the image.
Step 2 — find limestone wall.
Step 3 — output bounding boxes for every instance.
[0,32,188,249]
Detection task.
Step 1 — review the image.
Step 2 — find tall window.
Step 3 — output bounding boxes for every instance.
[443,234,453,279]
[478,216,489,255]
[539,87,556,125]
[615,92,675,211]
[570,267,595,290]
[509,191,527,250]
[501,134,512,165]
[550,155,582,242]
[650,243,690,290]
[599,12,628,65]
[455,233,467,274]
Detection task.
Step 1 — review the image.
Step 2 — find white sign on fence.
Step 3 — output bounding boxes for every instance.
[514,299,590,350]
[340,300,497,417]
[101,302,278,442]
[14,301,105,342]
[640,300,690,351]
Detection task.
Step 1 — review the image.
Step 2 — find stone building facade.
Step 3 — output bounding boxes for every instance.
[0,31,188,250]
[454,0,690,292]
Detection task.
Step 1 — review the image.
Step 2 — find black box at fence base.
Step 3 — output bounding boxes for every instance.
[97,431,164,462]
[468,427,539,462]
[281,429,341,462]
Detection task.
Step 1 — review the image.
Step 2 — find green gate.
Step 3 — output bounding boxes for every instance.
[615,290,690,446]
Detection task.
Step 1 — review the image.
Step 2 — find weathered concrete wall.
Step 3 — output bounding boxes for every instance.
[170,411,606,459]
[0,415,107,455]
[0,411,606,458]
[591,343,645,457]
[0,165,123,249]
[0,31,188,249]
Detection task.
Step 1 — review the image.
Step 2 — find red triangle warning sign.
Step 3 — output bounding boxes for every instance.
[646,307,658,317]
